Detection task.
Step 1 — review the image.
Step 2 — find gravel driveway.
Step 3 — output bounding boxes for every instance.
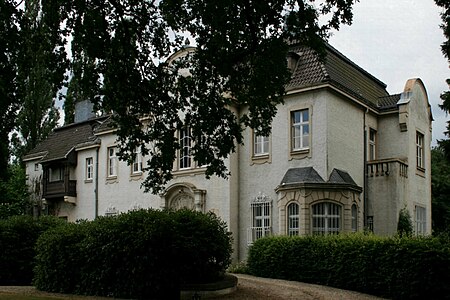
[0,274,386,300]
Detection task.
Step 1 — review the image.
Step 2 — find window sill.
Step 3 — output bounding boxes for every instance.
[289,149,310,160]
[106,176,118,184]
[251,154,271,165]
[84,179,93,184]
[416,167,425,177]
[172,167,206,178]
[130,172,143,181]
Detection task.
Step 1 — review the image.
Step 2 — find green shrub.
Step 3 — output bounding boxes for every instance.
[247,234,450,300]
[0,215,65,285]
[33,209,232,299]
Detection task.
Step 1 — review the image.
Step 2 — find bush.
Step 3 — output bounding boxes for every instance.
[33,209,232,299]
[247,234,450,300]
[0,215,65,285]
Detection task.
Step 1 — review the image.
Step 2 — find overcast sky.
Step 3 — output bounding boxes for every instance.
[327,0,449,146]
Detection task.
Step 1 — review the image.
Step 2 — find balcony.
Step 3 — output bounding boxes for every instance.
[43,180,77,199]
[367,158,408,178]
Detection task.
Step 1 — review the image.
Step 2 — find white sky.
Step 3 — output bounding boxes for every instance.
[328,0,449,146]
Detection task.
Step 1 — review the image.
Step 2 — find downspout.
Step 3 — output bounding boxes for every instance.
[95,146,99,219]
[363,108,368,230]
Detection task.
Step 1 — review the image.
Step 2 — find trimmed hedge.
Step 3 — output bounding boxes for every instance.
[33,209,232,299]
[0,215,65,285]
[247,234,450,300]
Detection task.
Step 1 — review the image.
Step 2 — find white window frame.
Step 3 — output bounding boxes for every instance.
[369,128,376,161]
[312,202,341,235]
[415,205,426,235]
[291,109,310,151]
[416,132,424,170]
[86,157,93,180]
[107,147,118,177]
[287,202,299,236]
[253,134,269,156]
[132,147,143,174]
[179,127,192,169]
[248,193,272,245]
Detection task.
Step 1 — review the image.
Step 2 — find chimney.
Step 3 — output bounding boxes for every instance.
[74,100,95,123]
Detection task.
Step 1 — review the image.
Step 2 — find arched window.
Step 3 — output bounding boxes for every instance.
[287,203,299,236]
[312,202,341,235]
[351,204,358,232]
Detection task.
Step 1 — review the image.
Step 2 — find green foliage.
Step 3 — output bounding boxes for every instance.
[431,147,450,234]
[33,209,232,299]
[435,0,450,159]
[0,164,31,219]
[397,207,413,237]
[247,234,450,300]
[0,215,65,285]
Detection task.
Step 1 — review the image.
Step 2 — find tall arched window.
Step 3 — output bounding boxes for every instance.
[287,203,299,236]
[312,202,341,235]
[351,204,358,232]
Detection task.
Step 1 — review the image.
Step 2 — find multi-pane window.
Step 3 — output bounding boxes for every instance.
[351,204,358,232]
[369,129,376,160]
[416,132,424,169]
[108,147,117,177]
[86,157,93,180]
[49,167,63,182]
[179,127,192,169]
[312,202,341,235]
[249,197,271,244]
[415,206,426,235]
[132,147,143,174]
[291,109,309,151]
[287,202,299,236]
[254,134,269,156]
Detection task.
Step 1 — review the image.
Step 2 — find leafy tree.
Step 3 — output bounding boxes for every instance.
[435,0,450,160]
[11,0,68,159]
[431,147,450,234]
[61,0,357,193]
[0,164,30,219]
[0,0,21,181]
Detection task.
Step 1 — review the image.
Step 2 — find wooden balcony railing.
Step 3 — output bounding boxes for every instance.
[43,180,76,199]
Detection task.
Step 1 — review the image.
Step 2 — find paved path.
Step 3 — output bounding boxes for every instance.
[0,274,386,300]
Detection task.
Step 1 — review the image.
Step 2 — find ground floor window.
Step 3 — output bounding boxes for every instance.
[351,204,358,232]
[249,194,272,244]
[312,202,341,235]
[415,205,426,235]
[287,202,299,236]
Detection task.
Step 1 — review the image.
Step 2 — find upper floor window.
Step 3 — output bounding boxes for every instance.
[312,202,341,235]
[287,202,299,236]
[34,163,39,171]
[254,134,269,156]
[108,147,118,177]
[291,109,309,151]
[369,129,376,160]
[49,167,63,182]
[415,205,426,235]
[132,147,143,174]
[179,127,192,169]
[416,132,424,170]
[86,157,93,180]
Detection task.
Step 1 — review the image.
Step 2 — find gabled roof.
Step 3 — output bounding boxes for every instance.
[23,117,106,163]
[286,43,390,107]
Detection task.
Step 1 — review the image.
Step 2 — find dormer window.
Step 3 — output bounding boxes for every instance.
[286,52,300,72]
